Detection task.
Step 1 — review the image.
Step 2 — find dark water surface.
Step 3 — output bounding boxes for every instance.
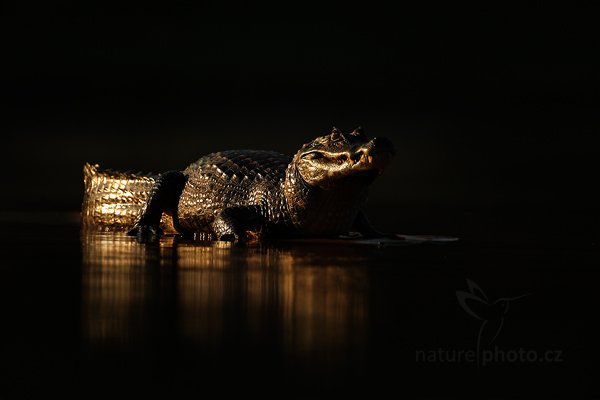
[0,213,598,398]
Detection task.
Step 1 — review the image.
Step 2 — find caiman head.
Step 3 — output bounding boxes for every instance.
[284,127,394,235]
[293,126,394,189]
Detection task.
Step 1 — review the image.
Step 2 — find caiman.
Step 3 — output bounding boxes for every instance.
[82,127,395,242]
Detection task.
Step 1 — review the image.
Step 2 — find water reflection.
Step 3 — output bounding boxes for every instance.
[81,232,369,365]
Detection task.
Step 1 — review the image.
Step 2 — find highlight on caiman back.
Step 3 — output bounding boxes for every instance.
[81,127,395,242]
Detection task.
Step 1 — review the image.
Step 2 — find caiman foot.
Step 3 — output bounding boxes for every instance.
[128,225,163,243]
[217,231,245,243]
[213,206,263,243]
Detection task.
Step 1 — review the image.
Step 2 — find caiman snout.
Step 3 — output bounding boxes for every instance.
[350,137,395,171]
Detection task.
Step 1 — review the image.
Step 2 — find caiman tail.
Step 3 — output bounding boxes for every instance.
[82,163,176,232]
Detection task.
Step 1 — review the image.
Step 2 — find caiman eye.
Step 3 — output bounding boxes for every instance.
[302,151,324,160]
[330,127,343,142]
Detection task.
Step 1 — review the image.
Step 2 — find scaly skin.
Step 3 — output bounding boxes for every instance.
[81,164,177,233]
[82,127,394,242]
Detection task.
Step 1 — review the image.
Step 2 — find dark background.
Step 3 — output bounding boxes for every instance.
[1,4,599,398]
[3,4,598,239]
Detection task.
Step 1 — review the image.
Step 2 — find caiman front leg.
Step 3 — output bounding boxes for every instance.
[128,171,187,242]
[212,206,264,242]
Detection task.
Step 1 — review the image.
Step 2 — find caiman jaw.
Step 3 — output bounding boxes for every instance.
[348,150,365,166]
[294,128,395,187]
[348,148,392,173]
[348,150,373,167]
[302,148,388,171]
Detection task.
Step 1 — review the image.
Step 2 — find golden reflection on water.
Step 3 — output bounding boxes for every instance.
[81,232,369,363]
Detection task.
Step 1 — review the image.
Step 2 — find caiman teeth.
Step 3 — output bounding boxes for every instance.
[368,155,373,163]
[350,151,363,167]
